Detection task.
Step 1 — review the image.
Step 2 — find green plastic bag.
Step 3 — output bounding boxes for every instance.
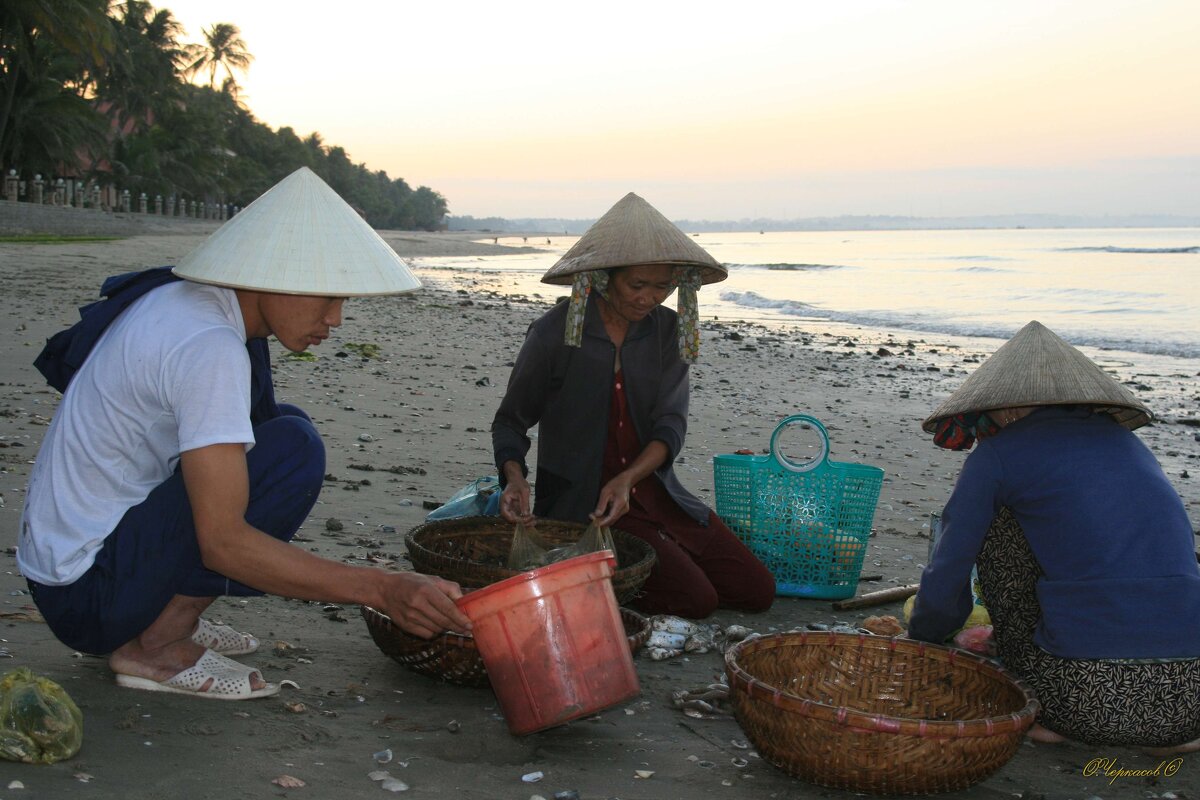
[0,668,83,764]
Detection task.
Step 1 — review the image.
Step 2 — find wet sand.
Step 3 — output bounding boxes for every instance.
[0,231,1195,798]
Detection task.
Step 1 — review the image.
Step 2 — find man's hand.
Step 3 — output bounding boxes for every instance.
[182,443,472,636]
[381,573,472,639]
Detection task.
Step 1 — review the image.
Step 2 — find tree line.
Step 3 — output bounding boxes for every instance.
[0,0,448,230]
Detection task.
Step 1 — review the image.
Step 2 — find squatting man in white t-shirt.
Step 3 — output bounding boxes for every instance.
[19,168,470,699]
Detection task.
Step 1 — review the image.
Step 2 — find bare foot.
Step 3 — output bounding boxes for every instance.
[1026,723,1068,744]
[1141,737,1200,757]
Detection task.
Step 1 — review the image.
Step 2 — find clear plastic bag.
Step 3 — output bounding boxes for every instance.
[568,519,615,560]
[542,520,617,566]
[0,668,83,764]
[506,522,549,570]
[506,519,618,571]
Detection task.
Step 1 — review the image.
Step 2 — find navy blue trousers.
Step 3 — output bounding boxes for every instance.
[29,405,325,655]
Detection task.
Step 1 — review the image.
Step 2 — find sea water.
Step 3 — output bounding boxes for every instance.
[413,227,1200,361]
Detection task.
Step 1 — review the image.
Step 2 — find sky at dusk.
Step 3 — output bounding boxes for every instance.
[163,0,1199,220]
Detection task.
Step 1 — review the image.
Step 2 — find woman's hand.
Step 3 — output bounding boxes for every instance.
[499,464,535,525]
[592,475,633,527]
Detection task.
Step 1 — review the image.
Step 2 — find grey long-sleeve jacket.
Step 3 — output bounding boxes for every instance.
[491,294,710,526]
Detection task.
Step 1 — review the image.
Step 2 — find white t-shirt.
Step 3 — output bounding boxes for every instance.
[19,281,256,585]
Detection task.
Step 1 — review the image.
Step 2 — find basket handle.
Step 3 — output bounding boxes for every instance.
[769,414,830,474]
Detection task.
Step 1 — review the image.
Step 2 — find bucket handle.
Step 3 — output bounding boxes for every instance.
[769,414,830,474]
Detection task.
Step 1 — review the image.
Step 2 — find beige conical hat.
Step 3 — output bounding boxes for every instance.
[541,192,726,285]
[173,167,420,296]
[922,320,1151,433]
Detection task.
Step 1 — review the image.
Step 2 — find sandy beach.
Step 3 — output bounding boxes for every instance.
[0,229,1196,799]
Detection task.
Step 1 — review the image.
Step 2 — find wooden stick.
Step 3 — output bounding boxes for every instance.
[831,583,920,611]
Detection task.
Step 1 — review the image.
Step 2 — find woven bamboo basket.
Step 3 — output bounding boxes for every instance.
[362,605,651,687]
[404,516,656,605]
[725,631,1038,795]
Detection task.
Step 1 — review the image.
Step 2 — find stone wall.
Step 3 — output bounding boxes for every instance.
[0,201,222,237]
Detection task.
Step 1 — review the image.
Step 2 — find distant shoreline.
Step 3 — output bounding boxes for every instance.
[5,200,1196,240]
[448,213,1200,236]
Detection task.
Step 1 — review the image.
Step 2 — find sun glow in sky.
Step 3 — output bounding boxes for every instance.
[163,0,1199,220]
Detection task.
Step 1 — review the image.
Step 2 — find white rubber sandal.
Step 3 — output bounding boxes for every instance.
[115,650,279,700]
[191,617,259,656]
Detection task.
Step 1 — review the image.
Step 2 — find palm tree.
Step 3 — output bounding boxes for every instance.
[0,0,113,169]
[2,34,108,178]
[96,1,189,135]
[185,22,252,90]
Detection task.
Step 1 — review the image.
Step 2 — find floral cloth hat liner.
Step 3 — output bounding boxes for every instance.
[923,320,1151,449]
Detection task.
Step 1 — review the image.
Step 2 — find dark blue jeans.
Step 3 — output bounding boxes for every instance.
[29,405,324,655]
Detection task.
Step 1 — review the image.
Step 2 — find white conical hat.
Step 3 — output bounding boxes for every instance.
[541,192,726,285]
[922,320,1152,433]
[173,167,420,296]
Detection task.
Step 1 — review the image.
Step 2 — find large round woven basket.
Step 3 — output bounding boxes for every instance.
[725,631,1038,795]
[404,516,656,605]
[362,605,651,688]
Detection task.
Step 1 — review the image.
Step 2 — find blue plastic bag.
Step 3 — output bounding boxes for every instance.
[425,476,501,521]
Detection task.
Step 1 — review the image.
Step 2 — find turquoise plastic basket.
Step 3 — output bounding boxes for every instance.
[713,415,885,600]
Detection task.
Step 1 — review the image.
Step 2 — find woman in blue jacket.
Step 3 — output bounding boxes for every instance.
[909,321,1200,753]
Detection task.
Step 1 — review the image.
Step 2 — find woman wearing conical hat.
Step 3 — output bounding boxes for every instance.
[908,321,1200,753]
[491,193,775,617]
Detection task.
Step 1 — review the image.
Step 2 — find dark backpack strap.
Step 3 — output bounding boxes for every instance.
[247,338,280,424]
[34,267,180,393]
[33,269,279,425]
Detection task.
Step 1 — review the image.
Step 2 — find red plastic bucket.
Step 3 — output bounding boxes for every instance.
[456,550,640,735]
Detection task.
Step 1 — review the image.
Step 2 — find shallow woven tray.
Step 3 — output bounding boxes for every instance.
[725,631,1038,795]
[404,516,656,605]
[362,605,651,688]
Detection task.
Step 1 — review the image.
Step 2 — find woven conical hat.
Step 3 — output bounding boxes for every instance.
[173,167,420,296]
[923,321,1151,433]
[541,193,726,285]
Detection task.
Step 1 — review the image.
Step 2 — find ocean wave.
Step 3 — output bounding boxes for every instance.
[1027,286,1167,301]
[1077,307,1168,315]
[719,291,825,315]
[955,265,1009,273]
[725,262,846,271]
[1058,246,1199,254]
[416,263,546,275]
[716,291,1199,359]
